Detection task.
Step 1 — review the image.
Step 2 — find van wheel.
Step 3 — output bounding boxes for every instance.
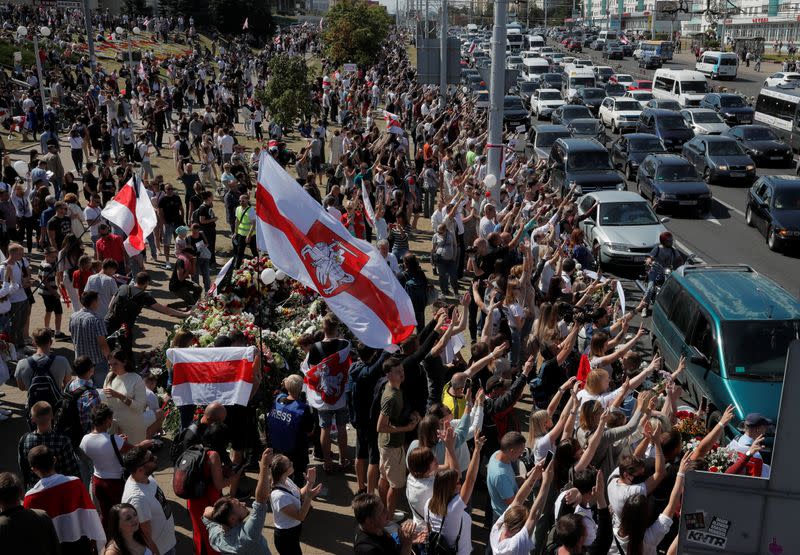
[703,167,712,184]
[745,205,754,227]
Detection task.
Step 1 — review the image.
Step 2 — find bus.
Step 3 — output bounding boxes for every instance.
[635,40,675,62]
[754,86,800,149]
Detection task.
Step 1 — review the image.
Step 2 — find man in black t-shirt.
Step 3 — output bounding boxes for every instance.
[352,492,419,554]
[179,165,200,209]
[157,184,184,269]
[46,202,72,249]
[196,191,217,267]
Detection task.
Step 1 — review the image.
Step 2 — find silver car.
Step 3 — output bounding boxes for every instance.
[680,109,730,135]
[577,191,669,266]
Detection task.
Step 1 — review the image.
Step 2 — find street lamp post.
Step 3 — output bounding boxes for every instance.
[116,26,141,92]
[17,25,50,110]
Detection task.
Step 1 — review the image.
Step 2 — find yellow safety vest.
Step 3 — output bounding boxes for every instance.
[235,205,253,236]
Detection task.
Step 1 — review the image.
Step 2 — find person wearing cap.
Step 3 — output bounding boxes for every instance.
[168,246,202,308]
[727,413,772,477]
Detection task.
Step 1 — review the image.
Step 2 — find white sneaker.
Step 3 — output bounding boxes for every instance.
[165,263,173,270]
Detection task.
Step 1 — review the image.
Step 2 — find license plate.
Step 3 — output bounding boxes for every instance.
[679,200,697,205]
[633,256,645,263]
[731,172,745,177]
[770,156,784,160]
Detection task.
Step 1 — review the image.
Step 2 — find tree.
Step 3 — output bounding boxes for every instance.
[208,0,274,36]
[255,55,316,128]
[160,0,210,26]
[123,0,151,16]
[323,0,392,67]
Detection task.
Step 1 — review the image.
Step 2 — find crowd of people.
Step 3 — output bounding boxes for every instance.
[0,5,775,555]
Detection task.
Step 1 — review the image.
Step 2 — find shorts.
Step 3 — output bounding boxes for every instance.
[41,294,63,314]
[225,404,252,451]
[163,223,178,246]
[356,428,380,465]
[318,407,348,430]
[379,445,406,488]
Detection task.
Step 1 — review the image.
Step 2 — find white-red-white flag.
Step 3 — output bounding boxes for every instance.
[167,346,257,406]
[101,175,157,256]
[24,474,105,544]
[254,152,416,349]
[468,40,477,54]
[383,110,405,135]
[301,341,351,410]
[208,256,234,296]
[360,180,375,226]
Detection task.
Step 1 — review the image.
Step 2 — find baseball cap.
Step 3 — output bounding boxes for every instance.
[744,413,772,427]
[486,375,511,393]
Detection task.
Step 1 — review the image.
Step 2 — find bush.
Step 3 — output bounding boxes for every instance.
[323,0,391,67]
[255,54,317,128]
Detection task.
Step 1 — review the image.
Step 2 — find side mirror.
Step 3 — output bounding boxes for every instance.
[690,348,711,368]
[660,217,670,223]
[583,217,595,226]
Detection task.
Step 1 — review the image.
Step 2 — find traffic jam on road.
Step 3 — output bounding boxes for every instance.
[459,24,800,439]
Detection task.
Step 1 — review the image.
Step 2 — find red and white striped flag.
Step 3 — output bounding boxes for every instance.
[208,257,234,296]
[254,152,416,349]
[24,475,105,545]
[301,342,351,410]
[383,110,405,135]
[101,175,157,256]
[468,40,477,54]
[360,180,375,226]
[167,346,257,406]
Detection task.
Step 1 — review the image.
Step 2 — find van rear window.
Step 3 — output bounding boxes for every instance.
[721,320,800,379]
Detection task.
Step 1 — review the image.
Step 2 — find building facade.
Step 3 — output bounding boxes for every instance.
[585,0,683,33]
[680,0,800,44]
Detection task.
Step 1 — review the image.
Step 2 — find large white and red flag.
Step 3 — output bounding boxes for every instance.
[167,346,257,406]
[254,152,416,349]
[101,175,157,256]
[383,110,405,135]
[360,180,376,226]
[301,341,351,410]
[24,474,105,544]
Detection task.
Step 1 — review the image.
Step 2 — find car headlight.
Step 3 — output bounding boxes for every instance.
[717,165,728,171]
[606,242,631,252]
[700,192,712,198]
[746,165,755,171]
[661,192,677,199]
[749,149,761,156]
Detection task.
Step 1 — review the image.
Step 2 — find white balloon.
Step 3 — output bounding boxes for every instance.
[13,160,28,176]
[260,268,276,285]
[275,270,287,281]
[483,174,497,189]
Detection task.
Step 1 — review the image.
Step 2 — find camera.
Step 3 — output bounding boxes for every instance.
[107,325,129,350]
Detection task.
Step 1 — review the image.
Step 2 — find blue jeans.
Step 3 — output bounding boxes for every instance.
[92,359,110,388]
[435,258,459,295]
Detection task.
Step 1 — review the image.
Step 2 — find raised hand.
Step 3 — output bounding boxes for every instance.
[306,466,317,486]
[719,405,736,427]
[473,431,487,451]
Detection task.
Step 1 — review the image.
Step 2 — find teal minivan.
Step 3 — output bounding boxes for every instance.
[651,265,800,432]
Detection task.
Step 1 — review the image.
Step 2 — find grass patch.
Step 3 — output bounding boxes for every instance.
[407,45,417,68]
[0,40,37,68]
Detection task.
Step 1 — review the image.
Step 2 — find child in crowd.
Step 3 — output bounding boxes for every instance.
[38,247,64,338]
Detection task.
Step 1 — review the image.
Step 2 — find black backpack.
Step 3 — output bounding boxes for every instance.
[132,142,144,162]
[105,285,146,332]
[169,421,202,465]
[54,385,90,449]
[425,509,463,555]
[178,139,191,158]
[172,444,208,499]
[26,355,60,412]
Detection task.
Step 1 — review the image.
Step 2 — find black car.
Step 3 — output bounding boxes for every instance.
[644,99,681,111]
[503,95,529,129]
[551,104,594,126]
[636,154,712,215]
[723,125,793,167]
[681,135,757,184]
[611,133,668,180]
[745,176,800,251]
[548,138,626,195]
[594,66,615,84]
[700,93,754,125]
[637,109,695,151]
[540,73,564,89]
[568,118,606,144]
[572,87,606,114]
[604,83,627,98]
[514,80,540,103]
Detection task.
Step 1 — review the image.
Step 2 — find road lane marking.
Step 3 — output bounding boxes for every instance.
[673,238,706,264]
[704,212,722,226]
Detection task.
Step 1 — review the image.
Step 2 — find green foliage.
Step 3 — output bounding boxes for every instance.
[255,54,316,128]
[0,40,35,68]
[123,0,152,17]
[159,0,209,25]
[323,0,391,67]
[208,0,274,36]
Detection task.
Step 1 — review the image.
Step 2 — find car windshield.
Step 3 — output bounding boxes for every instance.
[655,101,681,110]
[536,131,570,147]
[564,107,593,119]
[570,77,595,88]
[656,164,700,181]
[629,137,665,152]
[743,127,778,140]
[784,74,800,80]
[720,96,746,107]
[582,89,605,99]
[599,201,660,225]
[520,82,537,92]
[571,121,599,134]
[693,111,725,123]
[509,57,523,64]
[774,188,800,209]
[721,320,800,379]
[707,141,745,156]
[540,91,562,100]
[476,93,489,101]
[680,80,708,93]
[657,115,688,130]
[615,100,642,111]
[504,98,525,110]
[606,84,626,95]
[632,92,654,100]
[637,81,652,88]
[567,151,611,171]
[617,76,633,83]
[598,68,614,76]
[543,76,562,85]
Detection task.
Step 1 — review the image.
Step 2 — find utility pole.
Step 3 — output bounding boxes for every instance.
[544,0,548,28]
[487,0,508,200]
[82,0,96,71]
[440,0,448,110]
[425,0,429,37]
[651,0,657,39]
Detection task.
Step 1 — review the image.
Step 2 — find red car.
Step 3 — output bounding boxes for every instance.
[561,38,571,46]
[566,39,583,52]
[628,79,652,91]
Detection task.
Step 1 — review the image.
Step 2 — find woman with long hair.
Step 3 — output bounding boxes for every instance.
[103,503,151,555]
[527,379,578,463]
[103,349,148,443]
[587,326,646,374]
[269,454,323,555]
[613,452,692,555]
[424,431,486,555]
[56,234,84,312]
[398,252,427,330]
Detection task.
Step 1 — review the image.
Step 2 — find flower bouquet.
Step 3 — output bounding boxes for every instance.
[704,446,737,473]
[674,410,707,442]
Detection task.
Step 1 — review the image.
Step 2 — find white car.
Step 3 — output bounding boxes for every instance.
[612,74,635,88]
[680,108,730,135]
[575,58,594,67]
[763,72,800,87]
[625,90,654,109]
[531,88,565,119]
[599,97,643,133]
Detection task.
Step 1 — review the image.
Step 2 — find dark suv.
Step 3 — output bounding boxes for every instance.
[637,108,695,151]
[547,138,627,196]
[700,93,754,125]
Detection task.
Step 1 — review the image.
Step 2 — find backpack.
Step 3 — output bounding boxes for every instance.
[169,421,202,465]
[26,355,60,412]
[403,274,428,308]
[178,139,191,158]
[132,142,144,163]
[191,207,203,225]
[172,444,208,499]
[267,393,307,454]
[105,285,146,332]
[54,385,90,449]
[425,509,463,555]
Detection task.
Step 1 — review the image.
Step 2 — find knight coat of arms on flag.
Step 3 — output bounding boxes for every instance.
[301,341,351,410]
